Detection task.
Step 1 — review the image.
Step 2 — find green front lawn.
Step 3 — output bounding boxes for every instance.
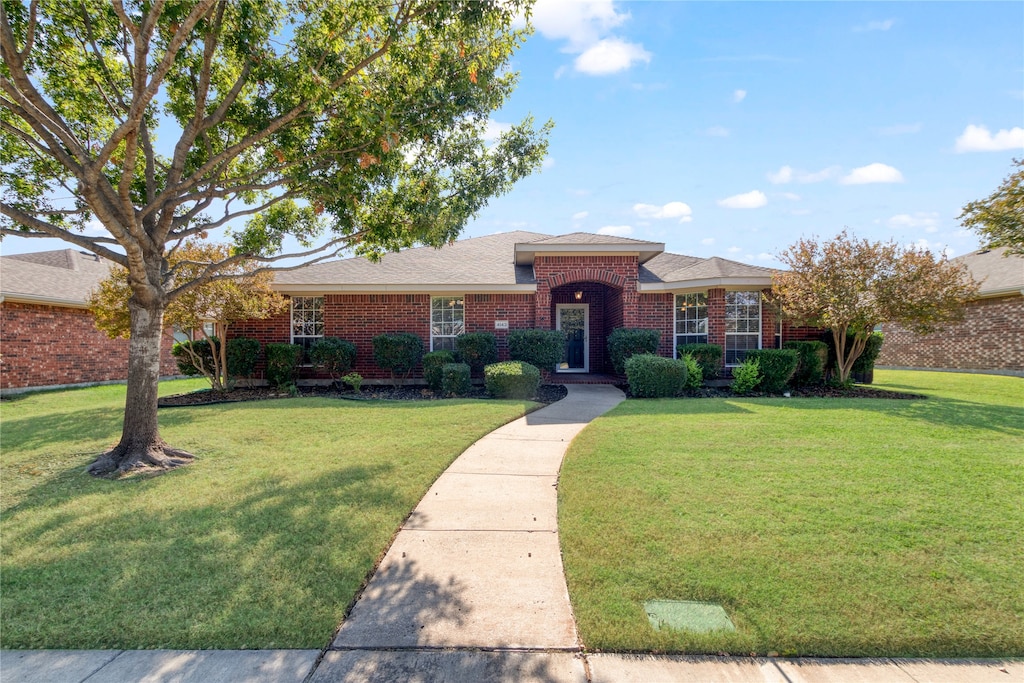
[1,380,536,649]
[559,370,1024,657]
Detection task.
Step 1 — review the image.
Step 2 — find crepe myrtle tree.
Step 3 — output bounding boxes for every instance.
[0,0,551,475]
[773,231,978,385]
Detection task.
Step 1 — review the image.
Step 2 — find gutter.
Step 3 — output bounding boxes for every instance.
[0,293,91,309]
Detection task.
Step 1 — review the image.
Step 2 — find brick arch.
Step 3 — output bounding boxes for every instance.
[544,268,626,290]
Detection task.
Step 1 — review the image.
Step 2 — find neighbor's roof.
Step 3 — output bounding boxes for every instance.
[0,249,114,308]
[274,231,775,293]
[955,247,1024,298]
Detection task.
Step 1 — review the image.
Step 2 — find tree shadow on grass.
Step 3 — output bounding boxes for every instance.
[0,461,427,650]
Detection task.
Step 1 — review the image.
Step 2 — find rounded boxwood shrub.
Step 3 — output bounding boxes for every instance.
[455,332,498,375]
[226,337,261,382]
[745,348,799,393]
[783,340,828,387]
[624,354,688,398]
[372,332,424,386]
[677,343,722,381]
[485,360,541,399]
[608,328,661,375]
[730,358,761,395]
[172,337,217,376]
[309,337,357,380]
[265,342,303,389]
[422,350,456,391]
[441,362,472,396]
[507,329,565,373]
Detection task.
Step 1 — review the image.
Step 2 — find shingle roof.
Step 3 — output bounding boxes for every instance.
[955,248,1024,297]
[0,249,115,307]
[526,232,664,247]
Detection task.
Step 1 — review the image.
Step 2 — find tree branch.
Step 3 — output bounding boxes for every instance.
[0,204,128,265]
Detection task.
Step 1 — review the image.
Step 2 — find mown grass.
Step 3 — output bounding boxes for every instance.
[0,380,536,649]
[559,370,1024,657]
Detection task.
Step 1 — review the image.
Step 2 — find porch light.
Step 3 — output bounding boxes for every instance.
[574,290,583,301]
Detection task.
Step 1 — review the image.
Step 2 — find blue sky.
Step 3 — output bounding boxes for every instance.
[3,1,1022,266]
[470,0,1024,265]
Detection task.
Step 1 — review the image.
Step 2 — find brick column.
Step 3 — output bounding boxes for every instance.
[760,288,776,349]
[535,279,552,329]
[708,288,726,372]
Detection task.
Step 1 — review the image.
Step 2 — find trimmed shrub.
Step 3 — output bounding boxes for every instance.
[677,343,722,380]
[680,353,703,389]
[730,358,761,395]
[745,349,799,393]
[507,329,565,373]
[341,372,363,392]
[172,337,217,376]
[783,340,828,387]
[625,354,688,398]
[372,332,425,387]
[441,362,472,396]
[422,350,456,391]
[265,343,303,389]
[608,328,661,375]
[226,337,261,383]
[455,332,498,375]
[309,337,357,380]
[485,361,541,399]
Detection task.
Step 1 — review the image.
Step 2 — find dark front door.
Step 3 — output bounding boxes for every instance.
[556,304,589,372]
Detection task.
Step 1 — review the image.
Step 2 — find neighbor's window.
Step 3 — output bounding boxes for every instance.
[674,292,708,353]
[725,291,761,365]
[431,296,464,351]
[291,296,324,356]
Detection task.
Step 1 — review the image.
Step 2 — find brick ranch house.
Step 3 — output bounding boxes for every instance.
[878,247,1024,376]
[236,231,822,383]
[0,249,178,393]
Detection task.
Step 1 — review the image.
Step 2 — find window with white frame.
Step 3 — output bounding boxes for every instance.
[674,292,708,353]
[725,291,761,365]
[431,296,464,351]
[291,296,324,356]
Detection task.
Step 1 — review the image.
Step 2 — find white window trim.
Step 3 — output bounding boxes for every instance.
[290,295,325,351]
[430,295,465,352]
[673,292,709,358]
[724,291,762,366]
[555,303,589,373]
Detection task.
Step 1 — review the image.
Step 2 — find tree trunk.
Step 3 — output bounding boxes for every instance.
[87,297,194,476]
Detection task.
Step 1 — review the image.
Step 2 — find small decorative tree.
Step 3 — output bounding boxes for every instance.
[959,158,1024,255]
[773,231,978,384]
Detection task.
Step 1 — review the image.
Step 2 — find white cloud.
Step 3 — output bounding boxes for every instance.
[597,225,633,236]
[530,0,650,76]
[83,219,108,236]
[717,190,768,209]
[756,253,775,261]
[954,124,1024,153]
[574,38,651,75]
[854,19,895,32]
[888,212,940,233]
[705,126,730,137]
[767,165,839,184]
[780,192,801,201]
[482,119,512,142]
[840,163,904,185]
[572,210,589,221]
[878,122,922,136]
[733,89,747,103]
[542,156,556,169]
[700,237,715,246]
[727,246,742,254]
[909,238,954,258]
[633,201,693,222]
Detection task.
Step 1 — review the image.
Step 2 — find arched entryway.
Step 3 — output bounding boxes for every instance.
[550,282,624,374]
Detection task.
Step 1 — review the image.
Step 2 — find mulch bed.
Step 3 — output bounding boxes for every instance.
[158,383,569,407]
[618,384,926,400]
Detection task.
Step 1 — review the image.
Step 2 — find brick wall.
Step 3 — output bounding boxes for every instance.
[465,293,535,361]
[533,255,636,329]
[1,301,177,391]
[878,295,1024,373]
[551,282,610,372]
[637,292,675,357]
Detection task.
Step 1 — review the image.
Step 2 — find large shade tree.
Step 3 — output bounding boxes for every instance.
[959,158,1024,255]
[1,0,550,475]
[773,231,978,384]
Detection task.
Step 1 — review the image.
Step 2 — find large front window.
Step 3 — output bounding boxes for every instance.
[291,296,324,356]
[725,291,761,365]
[674,292,708,353]
[431,296,464,351]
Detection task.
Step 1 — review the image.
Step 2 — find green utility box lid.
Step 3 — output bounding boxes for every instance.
[644,600,736,633]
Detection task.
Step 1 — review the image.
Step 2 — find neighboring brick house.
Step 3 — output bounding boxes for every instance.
[0,249,178,393]
[237,231,820,382]
[878,247,1024,376]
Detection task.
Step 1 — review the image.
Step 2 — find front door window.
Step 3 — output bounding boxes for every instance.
[556,304,589,372]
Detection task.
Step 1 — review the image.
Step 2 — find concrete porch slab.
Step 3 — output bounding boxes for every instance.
[404,472,558,531]
[310,650,587,683]
[332,530,576,650]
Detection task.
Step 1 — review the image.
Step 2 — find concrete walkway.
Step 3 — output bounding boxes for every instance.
[2,385,1020,681]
